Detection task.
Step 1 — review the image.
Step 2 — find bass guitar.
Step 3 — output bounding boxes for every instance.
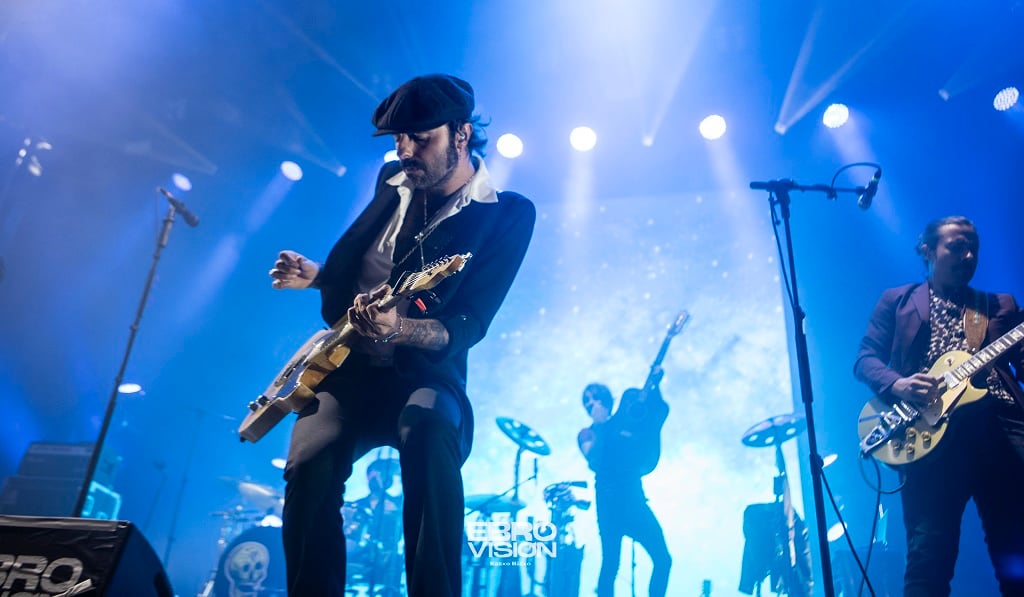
[858,319,1024,466]
[238,253,472,443]
[620,310,691,474]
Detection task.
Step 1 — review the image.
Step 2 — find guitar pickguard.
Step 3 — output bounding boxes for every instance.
[858,349,989,466]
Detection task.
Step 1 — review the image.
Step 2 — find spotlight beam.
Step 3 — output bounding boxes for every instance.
[775,4,912,134]
[259,0,377,102]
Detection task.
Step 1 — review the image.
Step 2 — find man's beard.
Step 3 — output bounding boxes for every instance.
[402,139,459,190]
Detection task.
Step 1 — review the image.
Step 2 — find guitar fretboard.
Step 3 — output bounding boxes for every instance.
[951,322,1024,383]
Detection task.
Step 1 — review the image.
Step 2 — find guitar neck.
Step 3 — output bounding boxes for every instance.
[644,338,673,389]
[951,321,1024,383]
[642,311,690,392]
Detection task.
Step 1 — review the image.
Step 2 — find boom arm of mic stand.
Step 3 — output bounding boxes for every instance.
[751,180,872,202]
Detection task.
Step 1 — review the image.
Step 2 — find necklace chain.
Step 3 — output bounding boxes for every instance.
[394,179,470,272]
[419,191,428,268]
[392,191,435,272]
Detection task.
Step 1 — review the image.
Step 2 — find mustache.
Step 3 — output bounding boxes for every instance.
[401,159,425,170]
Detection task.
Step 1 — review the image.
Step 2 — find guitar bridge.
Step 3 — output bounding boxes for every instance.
[859,401,920,457]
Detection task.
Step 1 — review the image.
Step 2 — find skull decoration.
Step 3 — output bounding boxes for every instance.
[226,540,270,596]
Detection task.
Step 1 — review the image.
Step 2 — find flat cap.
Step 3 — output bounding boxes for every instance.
[372,74,475,136]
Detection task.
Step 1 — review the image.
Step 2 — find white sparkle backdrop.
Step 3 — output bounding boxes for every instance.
[449,189,802,596]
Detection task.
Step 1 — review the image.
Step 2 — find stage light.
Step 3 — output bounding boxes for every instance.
[569,126,597,152]
[117,383,142,394]
[280,161,303,181]
[994,87,1019,111]
[496,133,524,159]
[172,173,193,191]
[827,521,847,542]
[26,156,42,177]
[271,458,286,470]
[699,115,727,140]
[384,149,399,163]
[822,103,849,128]
[16,137,50,177]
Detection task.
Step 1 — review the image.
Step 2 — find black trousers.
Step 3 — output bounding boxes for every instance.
[594,486,672,597]
[900,399,1024,596]
[281,358,466,597]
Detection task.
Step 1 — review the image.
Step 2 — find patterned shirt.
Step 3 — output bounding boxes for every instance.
[927,288,1014,404]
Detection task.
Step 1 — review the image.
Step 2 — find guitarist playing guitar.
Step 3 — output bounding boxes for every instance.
[853,216,1024,597]
[264,74,535,597]
[577,311,688,597]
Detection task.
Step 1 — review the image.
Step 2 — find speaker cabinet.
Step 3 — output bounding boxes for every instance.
[0,515,172,596]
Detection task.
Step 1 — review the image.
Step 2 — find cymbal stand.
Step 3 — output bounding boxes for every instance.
[464,459,537,517]
[513,445,524,504]
[500,445,529,597]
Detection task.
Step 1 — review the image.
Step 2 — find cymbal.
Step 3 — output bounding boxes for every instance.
[465,493,526,514]
[220,476,283,510]
[496,417,551,456]
[741,413,806,448]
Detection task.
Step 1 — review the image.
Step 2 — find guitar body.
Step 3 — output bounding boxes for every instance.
[619,388,669,475]
[239,325,354,443]
[616,311,689,476]
[237,253,473,443]
[858,349,988,466]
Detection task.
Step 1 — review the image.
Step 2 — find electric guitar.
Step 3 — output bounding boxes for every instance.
[238,253,472,443]
[858,320,1024,466]
[619,310,691,474]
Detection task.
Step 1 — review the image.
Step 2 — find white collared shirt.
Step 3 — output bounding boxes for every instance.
[357,158,498,293]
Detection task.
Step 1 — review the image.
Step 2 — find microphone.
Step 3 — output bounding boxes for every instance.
[858,169,882,210]
[158,187,200,227]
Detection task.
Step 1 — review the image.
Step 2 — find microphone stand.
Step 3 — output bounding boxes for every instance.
[72,201,186,516]
[747,178,869,597]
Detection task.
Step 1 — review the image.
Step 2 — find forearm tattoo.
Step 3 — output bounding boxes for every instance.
[400,318,450,351]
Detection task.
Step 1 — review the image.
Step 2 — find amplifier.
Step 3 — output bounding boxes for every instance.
[16,442,119,486]
[0,477,121,518]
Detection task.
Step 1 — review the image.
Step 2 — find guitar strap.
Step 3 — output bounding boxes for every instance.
[964,288,989,352]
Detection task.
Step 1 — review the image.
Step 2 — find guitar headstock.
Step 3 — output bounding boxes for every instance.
[395,253,473,297]
[668,310,691,337]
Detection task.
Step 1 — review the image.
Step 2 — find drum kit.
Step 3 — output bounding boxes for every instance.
[739,412,814,597]
[201,478,287,597]
[202,457,404,597]
[199,416,590,597]
[462,417,589,597]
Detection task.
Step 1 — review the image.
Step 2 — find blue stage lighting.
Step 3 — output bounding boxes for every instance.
[569,126,598,152]
[699,115,727,140]
[496,133,524,159]
[994,87,1019,112]
[280,161,303,181]
[822,103,849,128]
